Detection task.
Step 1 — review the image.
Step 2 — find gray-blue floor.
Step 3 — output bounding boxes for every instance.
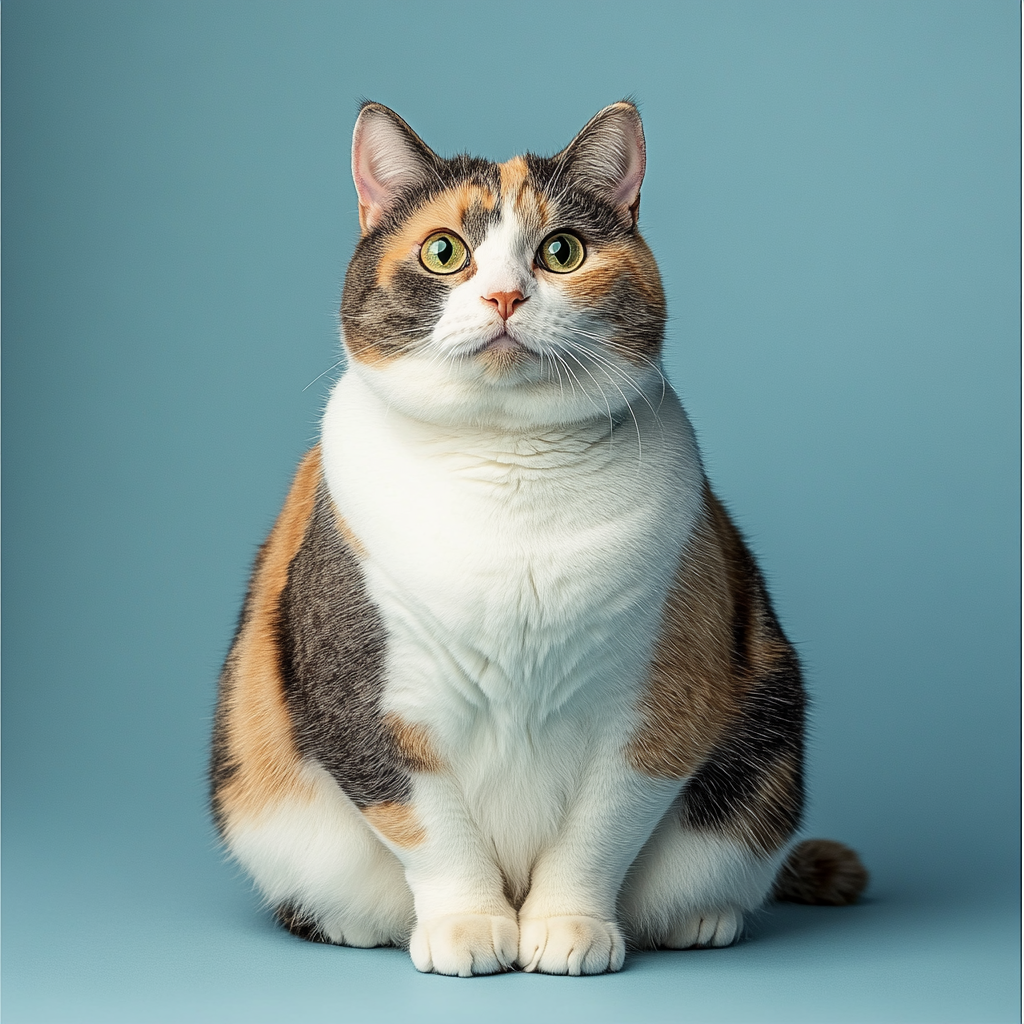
[4,808,1018,1024]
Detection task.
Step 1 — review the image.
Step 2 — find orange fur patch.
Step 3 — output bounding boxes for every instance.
[562,237,664,311]
[384,713,445,773]
[628,484,789,780]
[498,154,549,228]
[498,154,529,195]
[214,448,323,827]
[375,184,495,289]
[362,801,426,848]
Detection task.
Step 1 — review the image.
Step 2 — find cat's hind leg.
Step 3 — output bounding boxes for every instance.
[617,813,782,950]
[223,763,415,948]
[618,817,869,949]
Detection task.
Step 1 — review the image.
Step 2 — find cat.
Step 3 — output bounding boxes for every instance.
[210,100,867,977]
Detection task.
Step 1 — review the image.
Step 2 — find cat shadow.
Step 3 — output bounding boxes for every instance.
[619,898,885,974]
[744,896,881,944]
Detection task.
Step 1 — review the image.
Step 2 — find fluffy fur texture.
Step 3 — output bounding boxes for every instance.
[211,101,867,976]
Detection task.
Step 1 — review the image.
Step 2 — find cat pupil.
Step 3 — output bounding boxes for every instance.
[550,239,568,264]
[432,238,453,264]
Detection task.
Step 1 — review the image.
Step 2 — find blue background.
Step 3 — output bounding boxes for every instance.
[4,2,1019,1021]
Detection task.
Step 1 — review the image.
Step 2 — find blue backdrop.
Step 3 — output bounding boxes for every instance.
[4,2,1019,1021]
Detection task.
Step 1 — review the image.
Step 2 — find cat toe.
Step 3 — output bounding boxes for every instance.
[663,907,743,949]
[409,914,518,977]
[518,916,625,975]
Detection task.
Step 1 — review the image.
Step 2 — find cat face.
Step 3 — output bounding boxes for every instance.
[340,102,666,430]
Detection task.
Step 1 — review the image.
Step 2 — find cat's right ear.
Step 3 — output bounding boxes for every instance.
[556,101,646,229]
[351,103,437,234]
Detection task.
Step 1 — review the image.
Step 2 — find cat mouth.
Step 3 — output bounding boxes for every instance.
[469,331,538,377]
[474,331,532,356]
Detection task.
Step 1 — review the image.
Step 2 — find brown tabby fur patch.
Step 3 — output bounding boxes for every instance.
[628,488,755,779]
[727,750,802,853]
[210,448,324,830]
[629,484,804,854]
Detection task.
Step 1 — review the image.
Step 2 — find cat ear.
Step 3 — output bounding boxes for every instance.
[351,103,438,234]
[557,101,646,228]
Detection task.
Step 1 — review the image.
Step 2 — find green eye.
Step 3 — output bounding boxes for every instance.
[538,232,585,273]
[420,231,469,274]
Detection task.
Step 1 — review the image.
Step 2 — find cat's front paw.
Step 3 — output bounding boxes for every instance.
[518,916,626,975]
[409,914,518,977]
[662,907,743,949]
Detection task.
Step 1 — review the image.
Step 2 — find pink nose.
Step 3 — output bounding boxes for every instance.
[483,290,527,321]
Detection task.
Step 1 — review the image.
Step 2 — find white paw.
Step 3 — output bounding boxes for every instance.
[409,914,518,977]
[663,907,743,949]
[518,916,626,975]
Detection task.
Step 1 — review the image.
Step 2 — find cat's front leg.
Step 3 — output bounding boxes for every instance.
[516,767,681,975]
[366,773,518,977]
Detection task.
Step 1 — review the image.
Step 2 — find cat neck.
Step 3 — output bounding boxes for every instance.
[330,366,658,470]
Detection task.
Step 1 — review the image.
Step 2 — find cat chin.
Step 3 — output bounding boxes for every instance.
[348,354,653,432]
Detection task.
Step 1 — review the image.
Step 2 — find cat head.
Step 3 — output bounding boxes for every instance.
[340,101,666,430]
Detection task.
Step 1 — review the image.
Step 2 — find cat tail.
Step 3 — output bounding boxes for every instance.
[771,839,869,906]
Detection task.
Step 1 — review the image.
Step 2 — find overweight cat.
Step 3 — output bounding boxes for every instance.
[210,100,866,976]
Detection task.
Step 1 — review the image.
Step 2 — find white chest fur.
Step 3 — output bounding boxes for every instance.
[323,370,702,706]
[320,369,704,877]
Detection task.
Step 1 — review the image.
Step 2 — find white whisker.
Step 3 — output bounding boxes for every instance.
[559,346,643,470]
[303,357,347,392]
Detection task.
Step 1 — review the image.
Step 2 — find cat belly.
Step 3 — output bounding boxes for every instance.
[368,555,664,901]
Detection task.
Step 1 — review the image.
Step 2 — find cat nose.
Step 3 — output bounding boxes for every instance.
[483,290,527,321]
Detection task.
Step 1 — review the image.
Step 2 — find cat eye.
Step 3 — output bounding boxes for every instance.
[537,232,585,274]
[420,231,470,275]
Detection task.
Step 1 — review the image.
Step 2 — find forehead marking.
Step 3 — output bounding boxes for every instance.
[498,155,529,199]
[498,155,550,228]
[376,183,496,287]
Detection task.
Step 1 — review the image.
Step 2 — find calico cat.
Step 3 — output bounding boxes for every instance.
[210,100,867,977]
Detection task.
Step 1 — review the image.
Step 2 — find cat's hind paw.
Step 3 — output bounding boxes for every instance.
[518,916,626,975]
[662,907,743,949]
[409,914,518,977]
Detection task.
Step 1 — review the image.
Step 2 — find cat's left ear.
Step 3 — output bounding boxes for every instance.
[351,102,438,234]
[557,101,646,228]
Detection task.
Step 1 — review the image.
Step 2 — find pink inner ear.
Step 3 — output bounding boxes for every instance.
[563,103,648,218]
[353,140,384,210]
[351,108,431,231]
[351,119,393,224]
[611,118,646,211]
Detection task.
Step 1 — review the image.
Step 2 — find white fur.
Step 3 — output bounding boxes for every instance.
[227,764,413,947]
[619,819,786,948]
